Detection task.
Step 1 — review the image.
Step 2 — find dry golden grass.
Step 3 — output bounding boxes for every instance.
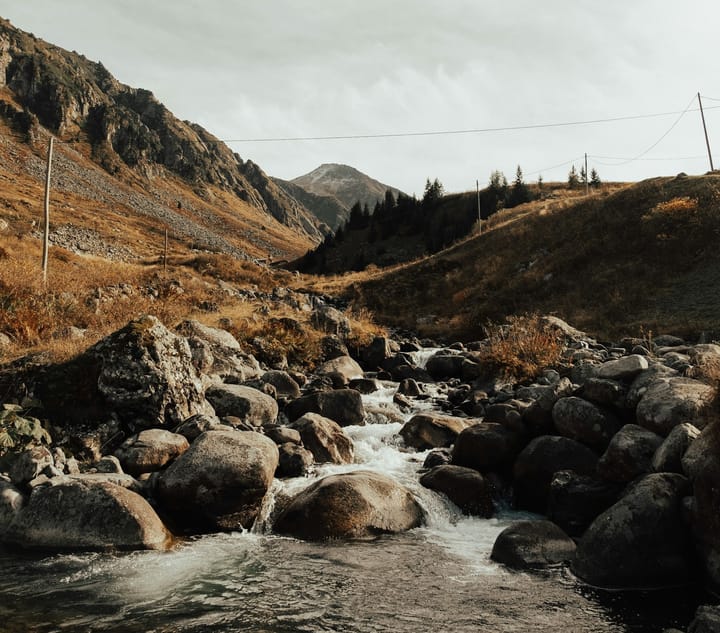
[474,314,564,382]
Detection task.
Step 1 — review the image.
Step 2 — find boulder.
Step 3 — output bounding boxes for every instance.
[0,480,25,536]
[316,356,364,382]
[518,378,574,436]
[425,354,465,380]
[5,479,172,551]
[684,422,720,590]
[176,319,261,381]
[688,605,720,633]
[205,384,278,427]
[423,448,452,468]
[451,423,523,472]
[9,447,54,486]
[513,436,599,513]
[399,412,468,451]
[261,371,301,399]
[635,377,712,436]
[579,378,628,409]
[273,470,424,540]
[490,520,576,569]
[155,430,279,533]
[625,363,678,409]
[597,424,663,483]
[36,315,213,430]
[68,473,144,494]
[114,429,190,477]
[290,413,354,464]
[547,470,621,536]
[285,389,365,427]
[596,354,649,381]
[572,473,693,588]
[263,424,302,446]
[94,455,123,474]
[348,378,383,395]
[653,423,700,474]
[360,336,399,371]
[276,443,314,478]
[419,465,494,517]
[173,414,230,442]
[552,397,622,450]
[397,378,423,397]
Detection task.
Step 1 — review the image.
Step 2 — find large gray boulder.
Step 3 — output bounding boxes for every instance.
[316,356,364,382]
[155,430,279,533]
[419,465,494,517]
[597,424,663,483]
[360,336,400,371]
[274,470,423,540]
[260,370,301,400]
[513,436,599,513]
[285,389,365,427]
[4,478,172,551]
[572,473,693,588]
[596,355,649,381]
[552,397,622,450]
[205,384,278,427]
[653,422,700,474]
[625,363,678,409]
[290,413,354,464]
[635,377,712,436]
[276,443,314,478]
[114,429,190,477]
[9,446,54,486]
[400,412,468,451]
[35,315,214,431]
[688,605,720,633]
[176,319,261,382]
[0,480,25,537]
[451,423,523,472]
[425,354,465,380]
[491,520,576,569]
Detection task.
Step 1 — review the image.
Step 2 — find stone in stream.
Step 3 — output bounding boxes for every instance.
[490,520,576,569]
[595,354,649,381]
[9,447,54,486]
[652,422,700,474]
[276,443,314,478]
[596,424,663,483]
[316,355,364,382]
[451,423,524,473]
[551,397,622,451]
[274,470,424,540]
[290,413,354,464]
[173,413,230,442]
[4,478,172,551]
[114,429,190,477]
[635,377,713,436]
[204,384,279,427]
[399,412,468,451]
[260,370,302,399]
[285,389,365,427]
[572,473,693,589]
[419,465,494,517]
[0,480,25,538]
[154,430,279,533]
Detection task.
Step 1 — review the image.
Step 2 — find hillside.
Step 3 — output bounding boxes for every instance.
[308,175,720,341]
[273,177,347,231]
[0,17,324,260]
[291,163,403,216]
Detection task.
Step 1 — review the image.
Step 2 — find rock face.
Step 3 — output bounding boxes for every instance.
[114,429,189,477]
[290,413,354,464]
[490,520,576,569]
[399,412,468,451]
[419,465,494,517]
[285,390,365,427]
[274,470,423,540]
[155,430,279,533]
[572,473,693,588]
[205,384,278,427]
[36,315,213,430]
[5,479,172,551]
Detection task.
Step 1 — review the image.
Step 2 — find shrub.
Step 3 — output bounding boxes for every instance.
[0,404,52,457]
[476,314,563,381]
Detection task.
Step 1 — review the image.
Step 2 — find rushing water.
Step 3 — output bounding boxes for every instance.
[0,378,699,632]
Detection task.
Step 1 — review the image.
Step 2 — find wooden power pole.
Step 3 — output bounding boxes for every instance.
[42,137,53,285]
[698,92,715,172]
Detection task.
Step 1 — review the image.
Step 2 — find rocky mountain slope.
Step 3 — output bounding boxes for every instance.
[0,17,325,260]
[273,177,350,231]
[291,163,403,217]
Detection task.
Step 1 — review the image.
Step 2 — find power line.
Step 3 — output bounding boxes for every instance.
[219,104,720,144]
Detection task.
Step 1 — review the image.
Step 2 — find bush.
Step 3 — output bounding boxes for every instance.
[0,404,52,457]
[476,314,563,381]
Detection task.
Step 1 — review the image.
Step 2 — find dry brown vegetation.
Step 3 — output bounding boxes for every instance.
[308,176,720,342]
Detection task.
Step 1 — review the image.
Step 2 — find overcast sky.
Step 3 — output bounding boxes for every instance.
[2,1,719,194]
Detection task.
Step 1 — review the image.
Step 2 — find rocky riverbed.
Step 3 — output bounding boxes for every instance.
[1,311,719,631]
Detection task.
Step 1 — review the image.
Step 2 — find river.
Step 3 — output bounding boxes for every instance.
[0,375,699,632]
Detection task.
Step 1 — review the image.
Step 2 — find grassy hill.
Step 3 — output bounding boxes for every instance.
[305,175,720,341]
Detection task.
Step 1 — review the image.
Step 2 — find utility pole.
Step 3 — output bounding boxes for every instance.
[698,92,715,171]
[476,179,481,234]
[42,137,53,285]
[584,153,589,195]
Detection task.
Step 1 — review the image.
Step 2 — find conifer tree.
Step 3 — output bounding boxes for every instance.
[568,165,580,189]
[590,168,602,188]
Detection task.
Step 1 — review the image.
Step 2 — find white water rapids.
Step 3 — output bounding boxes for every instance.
[0,370,693,632]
